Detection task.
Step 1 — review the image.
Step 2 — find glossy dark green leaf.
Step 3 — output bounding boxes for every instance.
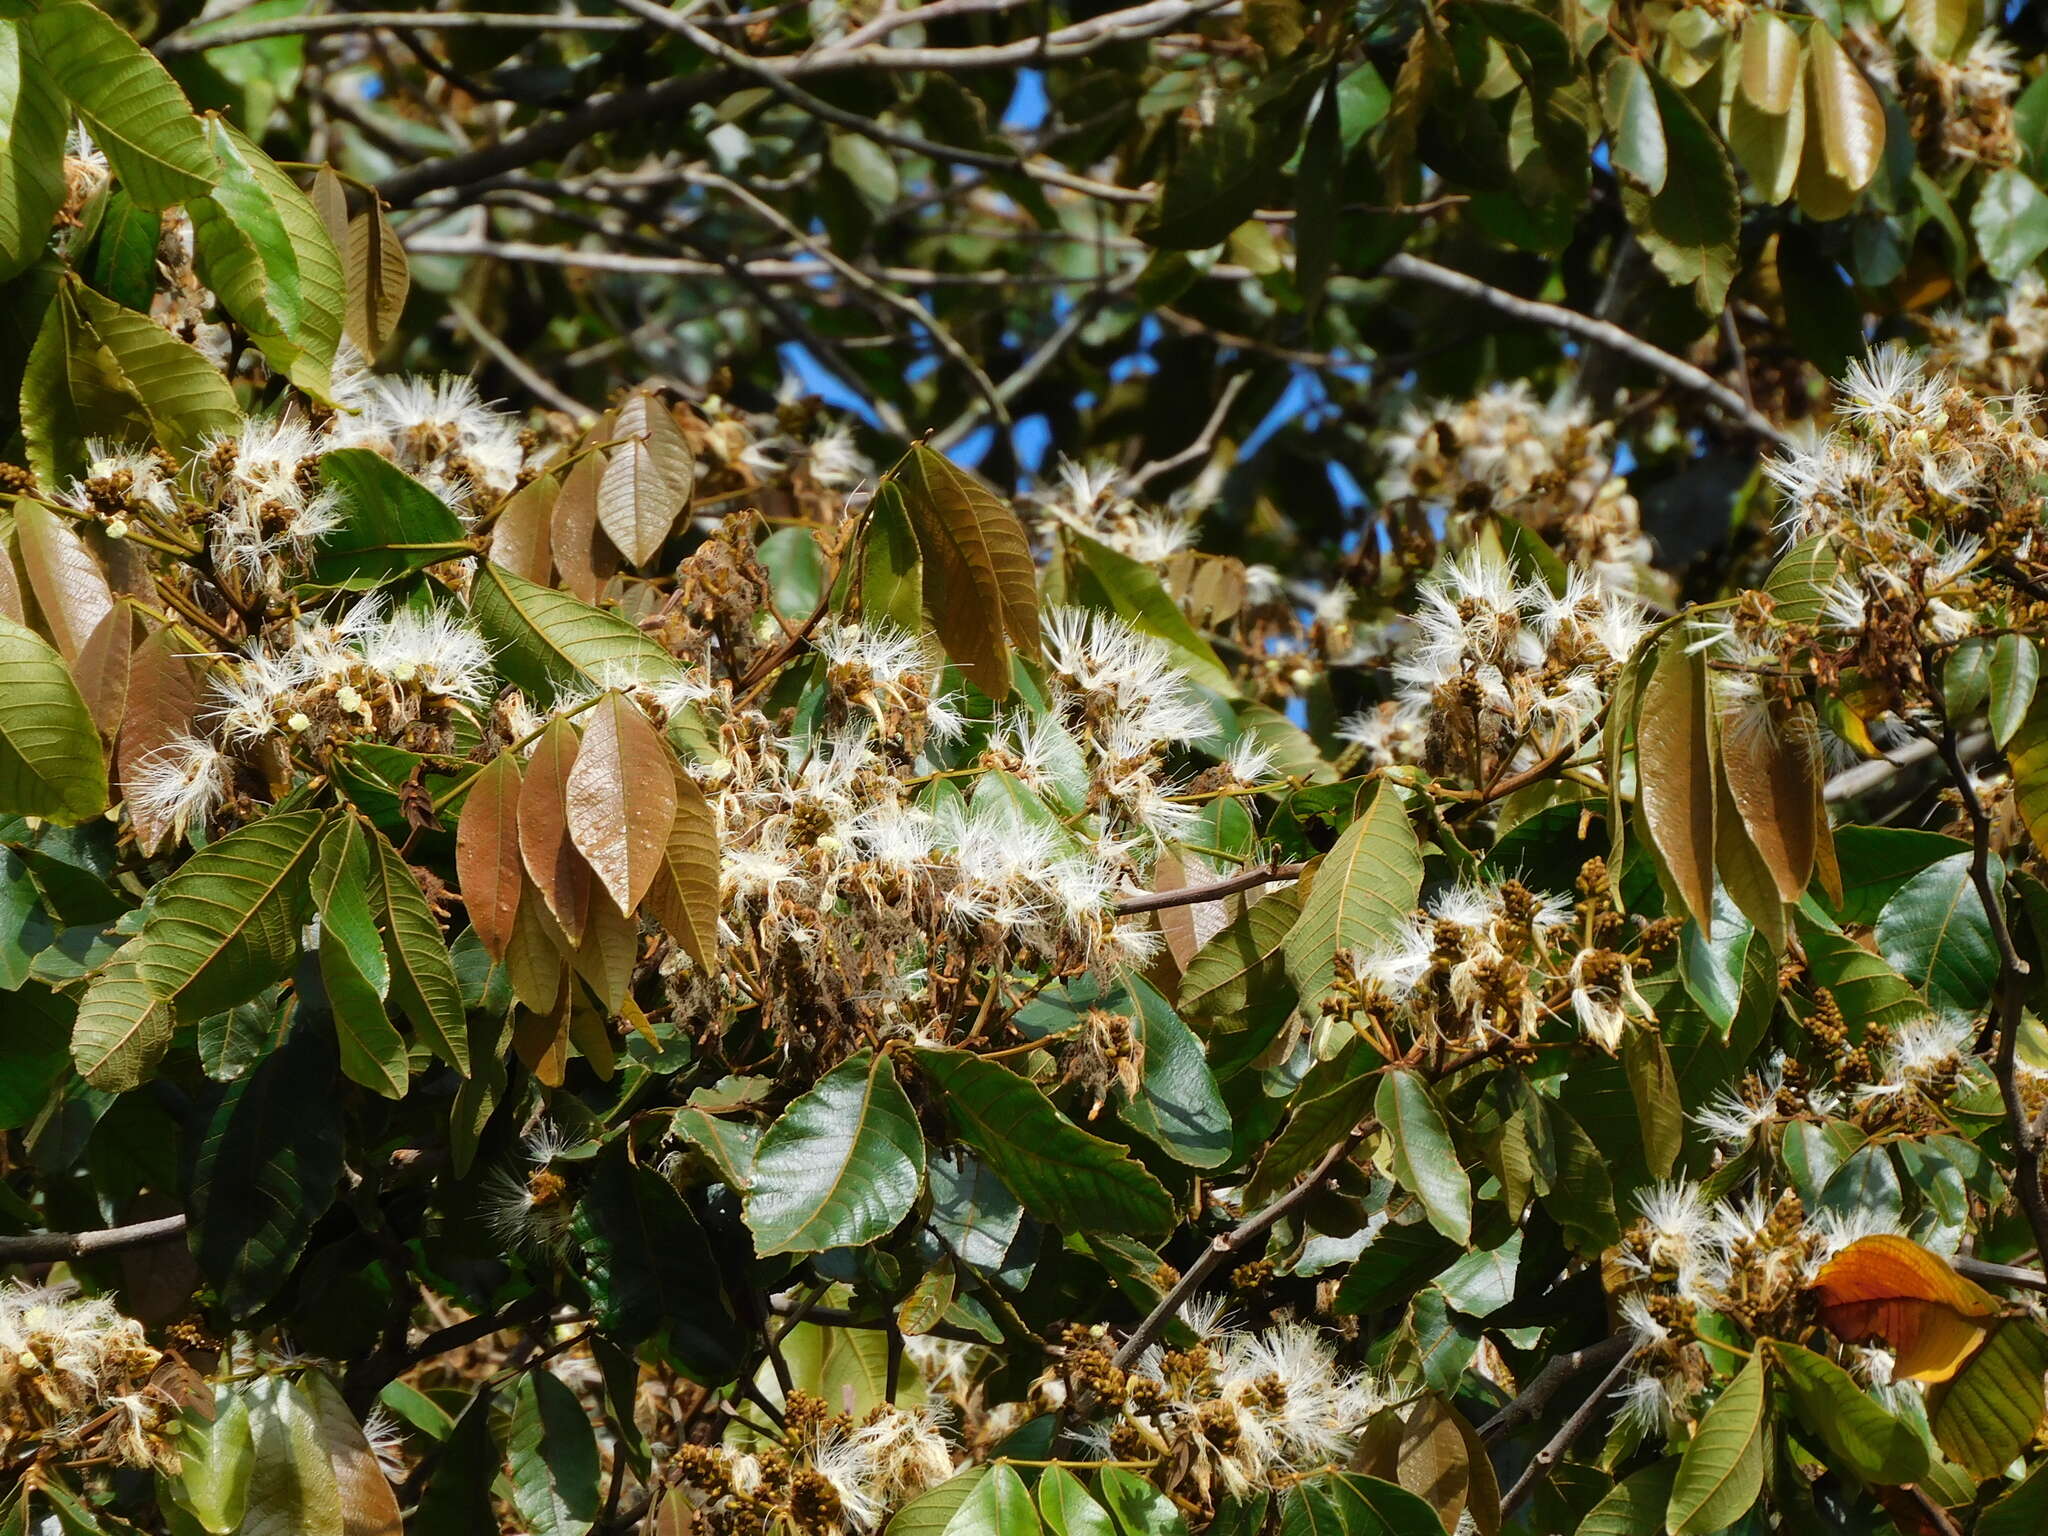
[1285,780,1421,1007]
[1875,850,2000,1016]
[745,1049,925,1255]
[1376,1068,1470,1245]
[508,1369,601,1536]
[1118,971,1231,1168]
[469,562,683,703]
[312,449,470,588]
[0,21,68,283]
[310,816,406,1099]
[367,824,467,1074]
[913,1046,1175,1237]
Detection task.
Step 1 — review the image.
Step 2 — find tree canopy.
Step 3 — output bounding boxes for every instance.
[11,3,2048,1536]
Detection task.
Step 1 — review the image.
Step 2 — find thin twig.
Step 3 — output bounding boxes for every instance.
[1125,374,1251,495]
[447,298,594,424]
[1498,1343,1638,1515]
[1476,1334,1631,1443]
[1952,1254,2048,1295]
[1381,255,1789,447]
[157,10,643,55]
[1112,862,1306,916]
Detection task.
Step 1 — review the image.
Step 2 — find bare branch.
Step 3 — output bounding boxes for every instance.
[1476,1335,1631,1443]
[1112,861,1306,916]
[1125,373,1252,495]
[1381,255,1791,447]
[1498,1343,1638,1515]
[447,298,594,425]
[157,10,643,56]
[0,1214,188,1263]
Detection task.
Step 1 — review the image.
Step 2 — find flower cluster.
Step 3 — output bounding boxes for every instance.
[0,1284,175,1472]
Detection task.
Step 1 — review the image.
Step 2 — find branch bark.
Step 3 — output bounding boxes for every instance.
[1113,861,1306,916]
[0,1214,187,1262]
[1381,255,1790,448]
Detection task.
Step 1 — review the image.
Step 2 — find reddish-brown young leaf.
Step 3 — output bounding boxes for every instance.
[597,388,694,566]
[512,992,570,1087]
[645,763,720,970]
[118,625,204,854]
[503,870,567,1015]
[455,751,524,960]
[488,470,557,586]
[1720,701,1817,903]
[518,715,593,946]
[566,692,676,917]
[1811,1234,2002,1382]
[1638,635,1717,934]
[550,447,616,603]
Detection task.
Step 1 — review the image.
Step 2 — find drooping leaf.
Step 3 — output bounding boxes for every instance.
[565,692,675,918]
[508,1369,602,1536]
[1602,56,1666,193]
[299,1370,403,1536]
[596,389,694,567]
[913,1046,1176,1237]
[311,815,406,1099]
[745,1050,926,1255]
[69,954,171,1090]
[1771,1339,1928,1485]
[520,714,593,947]
[241,1375,344,1536]
[131,809,324,1021]
[73,285,237,457]
[18,277,148,488]
[644,762,720,970]
[366,825,467,1074]
[166,1386,255,1535]
[1739,12,1802,114]
[343,199,411,362]
[456,751,524,961]
[0,613,108,823]
[1284,780,1421,1007]
[893,444,1041,699]
[1926,1317,2048,1477]
[1807,24,1886,193]
[1638,633,1717,932]
[1665,1354,1768,1536]
[1377,1068,1472,1245]
[1874,850,2000,1017]
[1618,64,1738,309]
[190,1004,346,1318]
[29,2,216,211]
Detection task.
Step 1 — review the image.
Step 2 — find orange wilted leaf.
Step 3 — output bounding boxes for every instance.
[1810,1235,2002,1382]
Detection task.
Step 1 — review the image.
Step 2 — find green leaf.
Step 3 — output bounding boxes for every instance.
[1603,56,1666,193]
[1797,913,1926,1030]
[1875,850,2000,1016]
[508,1370,601,1536]
[0,614,105,823]
[1622,1025,1682,1178]
[912,1046,1176,1237]
[310,816,406,1099]
[469,562,684,703]
[1069,531,1237,698]
[167,1385,255,1534]
[1284,780,1422,1008]
[571,1141,740,1376]
[367,824,467,1073]
[1118,971,1232,1168]
[0,20,66,282]
[189,1003,346,1318]
[745,1049,926,1255]
[1097,1468,1187,1536]
[70,953,171,1090]
[1992,636,2041,748]
[1143,92,1288,251]
[19,278,148,488]
[1927,1316,2048,1477]
[1619,64,1739,310]
[1666,1354,1768,1536]
[1277,1472,1444,1536]
[72,284,237,458]
[240,1376,342,1536]
[1983,1453,2048,1536]
[188,118,342,397]
[1295,67,1342,314]
[29,3,215,211]
[886,1470,990,1536]
[1038,1468,1115,1536]
[132,810,324,1021]
[1973,168,2048,283]
[1376,1069,1471,1245]
[1573,1458,1677,1536]
[412,1387,499,1536]
[1179,881,1302,1070]
[311,449,470,588]
[859,482,924,634]
[1246,1056,1377,1203]
[951,1465,1039,1536]
[1772,1340,1928,1483]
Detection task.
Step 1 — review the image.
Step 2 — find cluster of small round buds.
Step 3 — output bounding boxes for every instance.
[1231,1259,1276,1293]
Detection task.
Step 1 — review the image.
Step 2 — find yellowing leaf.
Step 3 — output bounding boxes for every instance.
[1738,13,1801,115]
[1808,25,1885,193]
[645,764,720,971]
[1811,1234,2002,1382]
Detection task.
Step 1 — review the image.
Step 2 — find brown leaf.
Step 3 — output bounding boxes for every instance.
[572,893,638,1011]
[302,1370,403,1536]
[310,166,350,254]
[15,497,114,666]
[1714,762,1786,954]
[1637,635,1717,934]
[344,202,410,361]
[597,388,694,566]
[455,751,524,961]
[1808,24,1884,192]
[488,470,557,586]
[566,692,676,918]
[551,448,616,603]
[518,715,593,946]
[1738,12,1801,114]
[645,764,721,970]
[73,604,131,739]
[512,994,570,1087]
[894,443,1041,698]
[503,872,567,1014]
[118,626,205,854]
[1720,702,1817,903]
[1390,1394,1499,1536]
